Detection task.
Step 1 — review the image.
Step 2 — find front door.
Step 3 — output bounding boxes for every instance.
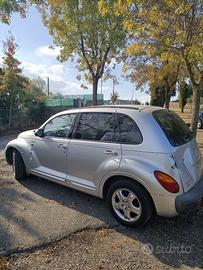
[30,113,77,181]
[66,112,122,191]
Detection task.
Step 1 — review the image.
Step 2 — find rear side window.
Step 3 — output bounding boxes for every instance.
[117,113,143,145]
[153,110,193,147]
[73,112,117,142]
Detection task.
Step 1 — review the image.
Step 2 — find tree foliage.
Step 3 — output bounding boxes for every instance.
[34,0,126,105]
[0,34,27,127]
[101,0,203,135]
[0,0,27,23]
[111,91,119,104]
[178,81,192,113]
[31,76,46,94]
[0,34,47,128]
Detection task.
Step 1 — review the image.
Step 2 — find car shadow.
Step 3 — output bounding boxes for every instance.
[0,183,42,254]
[20,175,203,269]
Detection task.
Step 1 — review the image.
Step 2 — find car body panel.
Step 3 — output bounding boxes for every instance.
[66,139,122,192]
[29,136,70,181]
[173,138,202,192]
[5,136,31,173]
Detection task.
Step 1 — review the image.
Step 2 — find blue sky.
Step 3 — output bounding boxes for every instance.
[0,5,149,103]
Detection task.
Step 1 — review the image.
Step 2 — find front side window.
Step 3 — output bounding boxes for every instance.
[73,112,116,142]
[117,113,143,145]
[43,114,76,138]
[153,110,193,147]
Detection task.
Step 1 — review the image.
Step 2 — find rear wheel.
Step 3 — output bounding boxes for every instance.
[12,149,27,180]
[106,179,153,227]
[197,119,202,129]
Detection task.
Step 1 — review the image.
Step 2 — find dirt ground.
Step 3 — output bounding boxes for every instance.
[1,214,203,270]
[0,131,203,270]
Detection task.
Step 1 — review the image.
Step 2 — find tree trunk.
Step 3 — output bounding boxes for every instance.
[92,77,99,106]
[191,86,201,137]
[180,99,184,113]
[8,94,13,128]
[165,89,170,109]
[165,97,170,109]
[183,57,202,137]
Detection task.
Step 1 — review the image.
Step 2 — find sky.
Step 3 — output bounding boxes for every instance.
[0,5,150,103]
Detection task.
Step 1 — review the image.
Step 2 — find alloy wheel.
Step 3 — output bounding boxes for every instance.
[112,188,142,222]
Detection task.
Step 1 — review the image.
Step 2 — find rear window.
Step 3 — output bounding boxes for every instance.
[153,110,193,147]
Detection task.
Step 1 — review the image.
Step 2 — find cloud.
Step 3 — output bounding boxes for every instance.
[59,82,85,95]
[35,46,60,58]
[49,64,65,75]
[21,60,85,94]
[22,62,69,82]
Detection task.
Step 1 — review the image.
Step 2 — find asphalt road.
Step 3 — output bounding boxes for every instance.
[0,134,117,255]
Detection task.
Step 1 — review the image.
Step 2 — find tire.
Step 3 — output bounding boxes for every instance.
[106,179,153,227]
[12,149,27,180]
[197,119,202,129]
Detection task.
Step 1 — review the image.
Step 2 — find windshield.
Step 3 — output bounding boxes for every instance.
[153,110,193,147]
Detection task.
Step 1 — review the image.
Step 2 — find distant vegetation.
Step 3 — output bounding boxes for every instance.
[0,0,202,136]
[0,34,47,131]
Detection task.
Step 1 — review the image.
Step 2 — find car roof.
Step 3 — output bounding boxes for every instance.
[57,105,164,115]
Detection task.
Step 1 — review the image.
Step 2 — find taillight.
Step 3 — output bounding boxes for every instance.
[154,170,180,193]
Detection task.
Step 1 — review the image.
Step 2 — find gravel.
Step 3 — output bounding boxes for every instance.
[2,217,203,270]
[0,132,203,270]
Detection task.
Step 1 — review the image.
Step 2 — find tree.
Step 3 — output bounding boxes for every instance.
[111,91,119,104]
[124,54,178,108]
[0,0,27,23]
[31,76,46,94]
[0,34,27,127]
[150,82,166,107]
[22,85,47,126]
[109,0,202,136]
[35,0,126,105]
[178,81,192,113]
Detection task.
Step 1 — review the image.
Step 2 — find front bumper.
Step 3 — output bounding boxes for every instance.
[175,177,203,213]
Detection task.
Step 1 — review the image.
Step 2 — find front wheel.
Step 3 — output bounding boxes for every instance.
[106,179,153,227]
[12,149,27,180]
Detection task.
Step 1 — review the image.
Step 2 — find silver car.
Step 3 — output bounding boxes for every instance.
[5,105,203,227]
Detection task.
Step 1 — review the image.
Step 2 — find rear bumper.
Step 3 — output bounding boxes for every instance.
[175,177,203,213]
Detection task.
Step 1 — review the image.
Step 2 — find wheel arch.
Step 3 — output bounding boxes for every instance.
[102,175,156,213]
[5,146,27,169]
[5,146,15,165]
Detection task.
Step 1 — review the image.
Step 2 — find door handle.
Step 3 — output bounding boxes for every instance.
[57,143,67,149]
[104,149,118,156]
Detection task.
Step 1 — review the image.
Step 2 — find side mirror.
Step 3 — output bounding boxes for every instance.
[35,128,44,137]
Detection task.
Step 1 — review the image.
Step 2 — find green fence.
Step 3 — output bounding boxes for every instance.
[45,94,104,107]
[45,98,73,107]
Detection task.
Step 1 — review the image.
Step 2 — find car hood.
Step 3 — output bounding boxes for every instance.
[18,129,36,139]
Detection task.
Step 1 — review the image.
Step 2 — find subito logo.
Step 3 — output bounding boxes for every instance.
[141,243,154,255]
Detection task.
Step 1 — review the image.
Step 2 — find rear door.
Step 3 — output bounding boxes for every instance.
[153,110,202,192]
[66,111,121,191]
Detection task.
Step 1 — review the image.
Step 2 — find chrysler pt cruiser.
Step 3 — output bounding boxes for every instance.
[5,105,203,227]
